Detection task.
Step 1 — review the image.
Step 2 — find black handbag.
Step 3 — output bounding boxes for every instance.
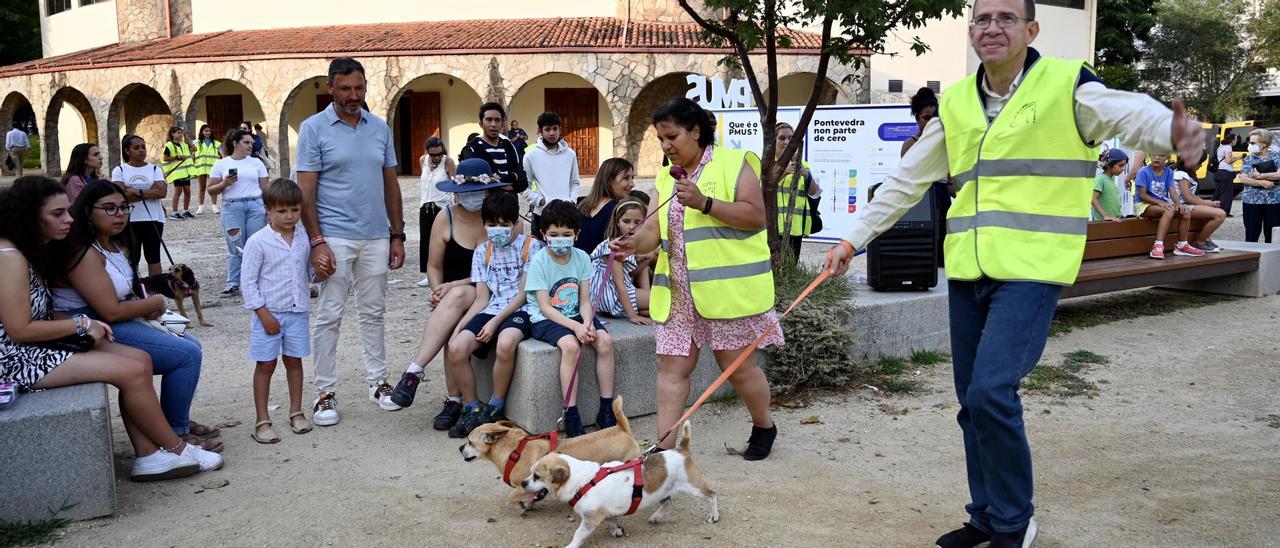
[1252,159,1276,173]
[38,333,95,353]
[808,193,824,234]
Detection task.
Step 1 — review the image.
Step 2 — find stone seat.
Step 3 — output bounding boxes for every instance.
[0,382,115,522]
[469,319,738,434]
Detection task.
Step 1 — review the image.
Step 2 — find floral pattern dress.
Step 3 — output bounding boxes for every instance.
[0,249,76,388]
[1241,151,1280,205]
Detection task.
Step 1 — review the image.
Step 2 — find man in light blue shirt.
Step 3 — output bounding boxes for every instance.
[296,57,406,426]
[6,126,30,177]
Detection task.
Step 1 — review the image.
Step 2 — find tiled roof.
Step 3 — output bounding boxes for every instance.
[0,17,833,77]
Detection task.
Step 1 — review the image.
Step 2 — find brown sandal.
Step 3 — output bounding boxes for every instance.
[188,421,221,438]
[251,420,280,444]
[181,433,224,453]
[289,412,312,434]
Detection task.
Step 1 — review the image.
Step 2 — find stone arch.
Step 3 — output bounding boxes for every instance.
[278,75,329,177]
[508,72,615,176]
[107,83,176,167]
[385,73,484,176]
[775,71,852,106]
[627,71,697,177]
[42,87,99,177]
[184,78,269,150]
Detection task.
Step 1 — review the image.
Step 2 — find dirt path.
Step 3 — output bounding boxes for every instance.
[47,178,1280,547]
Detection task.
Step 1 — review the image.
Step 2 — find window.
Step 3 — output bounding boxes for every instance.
[1037,0,1086,9]
[888,79,903,93]
[80,0,106,5]
[47,0,72,14]
[927,81,941,93]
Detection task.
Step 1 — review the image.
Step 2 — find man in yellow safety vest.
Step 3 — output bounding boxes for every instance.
[824,0,1205,545]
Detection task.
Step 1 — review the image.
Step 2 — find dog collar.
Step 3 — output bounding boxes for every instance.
[568,456,644,516]
[503,431,559,486]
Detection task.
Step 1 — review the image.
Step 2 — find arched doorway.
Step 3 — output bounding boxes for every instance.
[774,72,846,107]
[42,87,99,177]
[107,83,175,168]
[386,73,483,176]
[278,76,329,177]
[185,79,269,155]
[508,73,613,177]
[1,91,36,175]
[627,72,695,177]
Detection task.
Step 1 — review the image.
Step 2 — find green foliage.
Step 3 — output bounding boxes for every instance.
[1141,0,1270,121]
[761,260,864,394]
[909,349,948,366]
[24,134,40,169]
[1095,0,1157,91]
[1022,350,1109,397]
[1050,288,1239,336]
[1063,350,1110,366]
[0,500,73,547]
[0,0,42,67]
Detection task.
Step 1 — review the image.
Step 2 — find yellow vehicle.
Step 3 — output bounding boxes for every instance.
[1170,120,1253,194]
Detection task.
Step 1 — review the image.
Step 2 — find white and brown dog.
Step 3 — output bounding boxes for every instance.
[460,397,641,512]
[522,421,718,548]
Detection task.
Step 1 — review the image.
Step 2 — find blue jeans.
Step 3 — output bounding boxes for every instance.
[222,196,268,289]
[71,307,204,436]
[948,279,1061,534]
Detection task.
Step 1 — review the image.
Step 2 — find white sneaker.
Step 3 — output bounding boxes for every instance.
[371,382,401,411]
[195,205,205,215]
[211,203,220,214]
[314,392,340,426]
[131,448,199,482]
[416,276,431,287]
[179,441,224,472]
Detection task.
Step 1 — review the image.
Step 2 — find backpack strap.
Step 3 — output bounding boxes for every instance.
[484,241,494,268]
[520,235,534,263]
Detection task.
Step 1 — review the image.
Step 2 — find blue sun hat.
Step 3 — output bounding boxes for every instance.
[436,158,509,193]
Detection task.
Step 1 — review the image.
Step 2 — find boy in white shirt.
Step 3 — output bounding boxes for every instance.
[522,112,580,231]
[241,179,314,443]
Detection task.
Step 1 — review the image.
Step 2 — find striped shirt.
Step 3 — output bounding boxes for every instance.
[240,223,312,313]
[471,234,541,316]
[470,135,514,180]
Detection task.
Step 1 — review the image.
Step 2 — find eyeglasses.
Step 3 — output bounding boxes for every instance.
[428,152,444,158]
[971,14,1027,28]
[93,204,135,216]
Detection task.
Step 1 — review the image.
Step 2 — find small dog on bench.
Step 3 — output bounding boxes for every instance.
[138,264,212,327]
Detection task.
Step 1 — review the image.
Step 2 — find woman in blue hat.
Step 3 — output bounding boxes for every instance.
[376,159,518,429]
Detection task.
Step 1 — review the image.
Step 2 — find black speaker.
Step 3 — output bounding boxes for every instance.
[867,183,939,291]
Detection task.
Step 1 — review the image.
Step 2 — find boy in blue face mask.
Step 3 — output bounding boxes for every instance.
[524,200,617,437]
[442,191,542,437]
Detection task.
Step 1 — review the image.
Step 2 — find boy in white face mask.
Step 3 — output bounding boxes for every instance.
[524,200,617,437]
[441,191,541,438]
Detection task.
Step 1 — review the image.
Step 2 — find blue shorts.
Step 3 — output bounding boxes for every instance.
[461,311,533,359]
[249,310,310,361]
[531,315,607,347]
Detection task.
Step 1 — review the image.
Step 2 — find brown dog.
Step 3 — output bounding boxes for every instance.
[139,264,211,327]
[460,396,640,512]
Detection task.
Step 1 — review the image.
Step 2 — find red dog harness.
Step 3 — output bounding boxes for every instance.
[568,457,645,515]
[503,431,558,486]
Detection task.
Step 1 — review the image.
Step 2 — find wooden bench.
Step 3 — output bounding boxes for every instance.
[1062,218,1262,298]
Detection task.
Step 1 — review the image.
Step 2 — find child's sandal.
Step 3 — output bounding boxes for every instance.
[289,412,312,434]
[251,420,281,444]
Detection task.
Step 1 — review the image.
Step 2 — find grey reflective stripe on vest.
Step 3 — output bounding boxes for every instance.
[654,274,669,288]
[952,159,1097,185]
[683,226,764,244]
[660,240,670,253]
[686,259,772,283]
[778,207,809,218]
[947,210,1087,235]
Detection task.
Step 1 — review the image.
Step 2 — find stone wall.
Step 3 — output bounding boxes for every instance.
[617,0,698,23]
[116,0,169,44]
[169,0,193,37]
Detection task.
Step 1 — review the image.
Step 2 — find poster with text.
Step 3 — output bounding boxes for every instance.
[712,105,916,242]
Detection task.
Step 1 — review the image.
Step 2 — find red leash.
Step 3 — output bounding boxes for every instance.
[568,456,646,515]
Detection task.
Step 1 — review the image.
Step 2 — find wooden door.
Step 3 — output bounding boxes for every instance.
[544,88,599,176]
[205,95,243,140]
[407,91,442,176]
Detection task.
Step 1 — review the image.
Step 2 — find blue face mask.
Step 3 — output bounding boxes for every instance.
[458,192,485,212]
[547,236,575,256]
[487,226,513,247]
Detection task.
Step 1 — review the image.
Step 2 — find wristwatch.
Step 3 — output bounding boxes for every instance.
[389,232,407,242]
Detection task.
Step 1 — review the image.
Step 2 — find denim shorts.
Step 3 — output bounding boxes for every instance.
[249,310,310,361]
[461,311,533,359]
[531,315,607,346]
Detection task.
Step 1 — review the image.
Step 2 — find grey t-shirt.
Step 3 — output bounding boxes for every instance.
[1217,144,1235,172]
[294,104,398,240]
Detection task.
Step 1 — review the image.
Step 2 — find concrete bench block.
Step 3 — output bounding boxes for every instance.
[844,271,951,359]
[471,320,737,433]
[0,383,115,522]
[1161,240,1280,297]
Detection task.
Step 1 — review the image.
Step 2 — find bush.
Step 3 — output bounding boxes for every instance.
[761,259,868,394]
[23,135,40,169]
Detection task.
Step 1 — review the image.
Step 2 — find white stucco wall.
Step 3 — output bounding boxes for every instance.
[57,105,88,170]
[40,1,119,58]
[189,0,616,33]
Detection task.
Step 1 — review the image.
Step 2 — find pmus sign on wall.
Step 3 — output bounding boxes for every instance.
[685,75,755,108]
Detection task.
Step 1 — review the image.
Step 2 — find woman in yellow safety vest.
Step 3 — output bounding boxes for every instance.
[613,98,780,460]
[774,121,820,264]
[192,124,222,215]
[162,126,195,219]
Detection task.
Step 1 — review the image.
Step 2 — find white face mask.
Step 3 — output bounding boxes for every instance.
[1248,143,1261,155]
[457,192,485,212]
[547,236,574,256]
[486,226,513,247]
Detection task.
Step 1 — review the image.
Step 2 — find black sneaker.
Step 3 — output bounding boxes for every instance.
[219,286,239,298]
[742,424,777,461]
[432,399,463,431]
[989,518,1038,548]
[564,408,586,438]
[449,404,491,438]
[390,372,422,408]
[596,402,618,429]
[935,523,991,548]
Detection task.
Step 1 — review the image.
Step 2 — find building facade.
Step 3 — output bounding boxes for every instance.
[2,0,861,178]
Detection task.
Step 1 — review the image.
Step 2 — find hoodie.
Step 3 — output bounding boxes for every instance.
[522,139,580,215]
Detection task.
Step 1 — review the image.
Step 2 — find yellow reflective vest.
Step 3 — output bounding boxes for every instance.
[651,146,775,323]
[192,139,221,176]
[162,141,195,182]
[777,159,812,236]
[940,57,1097,286]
